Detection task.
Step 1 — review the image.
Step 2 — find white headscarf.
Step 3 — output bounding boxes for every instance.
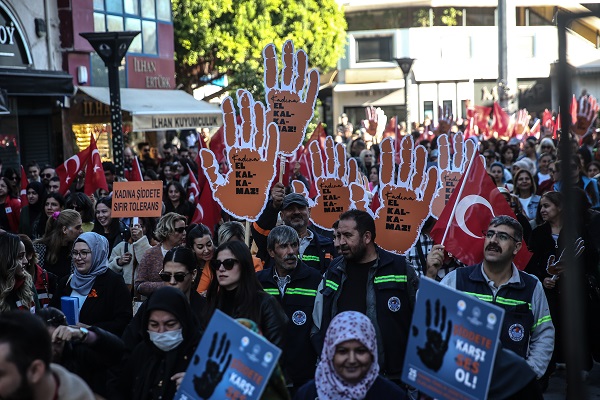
[315,311,379,400]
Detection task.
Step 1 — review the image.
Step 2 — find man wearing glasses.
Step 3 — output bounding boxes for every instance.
[426,215,554,382]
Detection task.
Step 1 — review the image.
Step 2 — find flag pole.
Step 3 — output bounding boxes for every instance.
[440,148,478,245]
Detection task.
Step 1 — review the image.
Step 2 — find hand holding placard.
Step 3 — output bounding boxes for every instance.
[431,134,479,218]
[373,136,438,254]
[291,136,367,230]
[200,91,279,221]
[573,95,599,136]
[263,40,319,156]
[513,109,531,137]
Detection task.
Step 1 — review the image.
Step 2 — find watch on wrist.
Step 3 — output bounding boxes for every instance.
[79,327,89,342]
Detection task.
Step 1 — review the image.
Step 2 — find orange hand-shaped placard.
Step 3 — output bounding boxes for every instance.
[431,134,479,218]
[200,90,279,221]
[573,95,599,136]
[263,40,320,156]
[373,136,438,254]
[291,137,368,230]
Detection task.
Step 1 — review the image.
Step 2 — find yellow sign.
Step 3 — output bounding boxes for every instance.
[112,181,163,217]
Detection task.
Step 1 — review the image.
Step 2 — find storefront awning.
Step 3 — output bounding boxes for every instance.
[77,86,222,131]
[0,69,74,96]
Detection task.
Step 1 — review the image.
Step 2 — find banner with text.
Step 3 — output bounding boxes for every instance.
[112,181,163,217]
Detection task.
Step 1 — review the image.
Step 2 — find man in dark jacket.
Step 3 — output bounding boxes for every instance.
[311,210,419,381]
[252,182,336,273]
[257,225,322,393]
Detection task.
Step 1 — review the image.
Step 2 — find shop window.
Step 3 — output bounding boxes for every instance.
[423,101,434,120]
[93,0,104,11]
[465,8,495,26]
[94,12,106,32]
[355,36,393,63]
[142,0,156,19]
[125,18,143,53]
[106,15,124,32]
[461,100,468,119]
[142,21,157,55]
[157,0,171,21]
[442,100,453,115]
[124,0,140,16]
[105,0,123,14]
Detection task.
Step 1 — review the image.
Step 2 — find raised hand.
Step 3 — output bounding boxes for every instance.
[263,40,319,156]
[373,136,438,254]
[573,95,599,136]
[193,332,232,399]
[546,237,585,277]
[362,106,387,145]
[291,136,367,230]
[513,108,531,137]
[436,105,453,134]
[431,134,479,218]
[200,90,279,221]
[415,299,452,372]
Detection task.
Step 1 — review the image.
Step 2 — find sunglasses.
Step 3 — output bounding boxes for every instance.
[159,271,190,282]
[173,226,187,233]
[210,258,238,271]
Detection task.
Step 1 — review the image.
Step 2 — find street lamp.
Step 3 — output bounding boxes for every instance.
[394,57,415,134]
[80,31,140,179]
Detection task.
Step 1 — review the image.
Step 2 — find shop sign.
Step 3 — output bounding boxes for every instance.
[127,56,175,89]
[133,113,222,131]
[0,3,32,67]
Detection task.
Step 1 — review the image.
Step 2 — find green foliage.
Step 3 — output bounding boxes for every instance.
[441,8,462,27]
[172,0,347,97]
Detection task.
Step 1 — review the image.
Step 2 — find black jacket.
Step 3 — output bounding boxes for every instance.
[257,262,322,387]
[51,269,133,336]
[252,200,337,273]
[294,376,407,400]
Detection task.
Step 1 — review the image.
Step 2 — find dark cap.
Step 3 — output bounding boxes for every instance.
[282,193,309,209]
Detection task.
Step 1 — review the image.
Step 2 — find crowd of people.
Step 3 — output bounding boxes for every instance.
[0,112,599,399]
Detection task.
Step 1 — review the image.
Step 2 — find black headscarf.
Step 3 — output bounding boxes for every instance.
[26,181,46,223]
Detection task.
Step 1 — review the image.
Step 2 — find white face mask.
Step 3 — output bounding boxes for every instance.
[148,329,184,351]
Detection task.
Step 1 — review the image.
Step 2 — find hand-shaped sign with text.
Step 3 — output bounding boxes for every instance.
[573,95,599,136]
[373,137,438,254]
[292,136,369,230]
[200,91,279,221]
[263,40,320,156]
[431,134,480,218]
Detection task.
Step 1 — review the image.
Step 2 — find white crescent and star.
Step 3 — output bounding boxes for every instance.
[64,155,81,184]
[91,149,101,173]
[455,194,495,239]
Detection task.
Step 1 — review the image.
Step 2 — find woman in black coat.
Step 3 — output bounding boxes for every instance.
[50,232,132,336]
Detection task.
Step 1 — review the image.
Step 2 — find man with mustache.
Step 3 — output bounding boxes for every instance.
[311,210,419,385]
[427,215,554,381]
[252,183,336,273]
[256,225,322,393]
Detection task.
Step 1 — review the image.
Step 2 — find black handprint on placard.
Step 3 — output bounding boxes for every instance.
[416,299,452,372]
[193,332,232,399]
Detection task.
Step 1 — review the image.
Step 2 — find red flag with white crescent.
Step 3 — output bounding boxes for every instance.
[84,134,108,196]
[491,102,510,137]
[430,153,532,269]
[55,145,92,195]
[130,156,144,182]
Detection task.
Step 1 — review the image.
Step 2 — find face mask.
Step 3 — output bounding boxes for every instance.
[148,329,184,352]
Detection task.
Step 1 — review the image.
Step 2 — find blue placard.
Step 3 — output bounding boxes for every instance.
[175,310,282,400]
[60,296,79,325]
[402,278,504,400]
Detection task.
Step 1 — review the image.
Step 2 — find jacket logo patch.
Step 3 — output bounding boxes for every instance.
[388,296,401,312]
[292,310,307,325]
[508,323,525,341]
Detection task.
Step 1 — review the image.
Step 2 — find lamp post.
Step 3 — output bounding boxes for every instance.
[395,57,415,134]
[79,31,140,179]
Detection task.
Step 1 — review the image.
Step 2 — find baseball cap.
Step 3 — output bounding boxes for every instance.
[282,193,309,209]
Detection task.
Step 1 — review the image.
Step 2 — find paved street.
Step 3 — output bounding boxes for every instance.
[545,362,600,399]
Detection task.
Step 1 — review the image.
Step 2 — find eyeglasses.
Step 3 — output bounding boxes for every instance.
[159,271,190,282]
[210,258,238,271]
[71,250,92,259]
[173,226,187,234]
[483,230,520,243]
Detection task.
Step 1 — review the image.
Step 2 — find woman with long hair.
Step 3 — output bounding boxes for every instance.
[0,176,21,233]
[50,232,132,336]
[34,209,83,279]
[0,232,37,312]
[92,196,130,256]
[205,241,287,348]
[135,212,187,297]
[19,181,47,238]
[66,192,95,232]
[186,224,214,293]
[294,311,406,400]
[513,169,541,224]
[164,181,194,222]
[33,192,66,239]
[19,233,56,308]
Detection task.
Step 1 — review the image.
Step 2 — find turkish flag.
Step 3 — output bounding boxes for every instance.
[84,135,108,196]
[463,117,476,139]
[530,119,541,139]
[20,166,28,205]
[130,156,144,182]
[193,131,221,233]
[491,102,510,137]
[55,145,92,195]
[209,125,227,165]
[430,153,532,269]
[467,104,492,134]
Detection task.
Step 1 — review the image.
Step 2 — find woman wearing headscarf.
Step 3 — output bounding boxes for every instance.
[50,232,132,336]
[0,232,39,312]
[19,181,46,237]
[294,311,406,400]
[109,286,202,400]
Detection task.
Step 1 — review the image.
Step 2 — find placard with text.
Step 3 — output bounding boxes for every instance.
[111,181,163,218]
[402,278,504,400]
